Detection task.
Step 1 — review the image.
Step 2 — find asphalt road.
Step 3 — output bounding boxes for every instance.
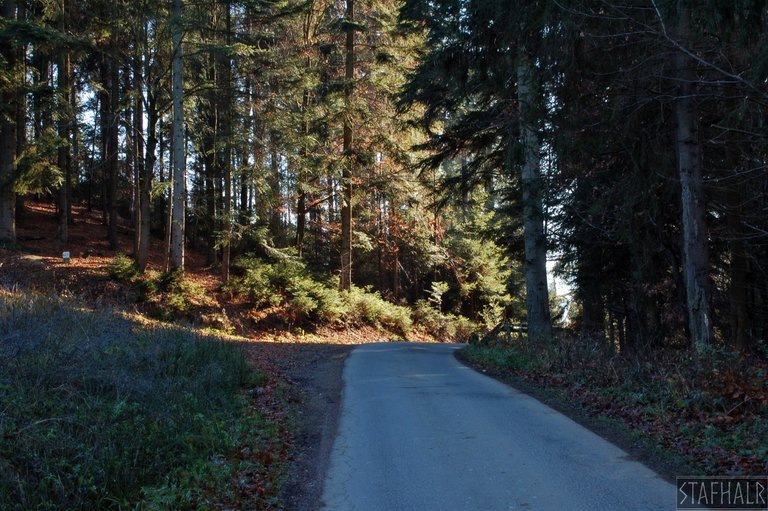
[319,342,676,511]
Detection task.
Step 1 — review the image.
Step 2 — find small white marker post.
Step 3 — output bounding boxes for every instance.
[62,251,70,264]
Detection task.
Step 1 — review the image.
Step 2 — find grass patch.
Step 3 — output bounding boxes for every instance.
[0,290,281,510]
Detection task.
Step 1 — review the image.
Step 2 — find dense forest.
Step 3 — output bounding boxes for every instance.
[3,1,768,508]
[2,0,768,353]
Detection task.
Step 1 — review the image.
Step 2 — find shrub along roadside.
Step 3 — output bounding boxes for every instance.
[106,254,214,321]
[227,256,416,336]
[460,337,768,476]
[107,252,476,341]
[227,254,481,340]
[0,290,283,510]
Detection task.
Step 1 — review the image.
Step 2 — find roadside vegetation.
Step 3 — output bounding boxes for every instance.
[3,0,767,499]
[0,289,286,510]
[461,335,768,476]
[107,250,483,342]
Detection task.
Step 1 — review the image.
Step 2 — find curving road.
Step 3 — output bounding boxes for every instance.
[320,342,675,511]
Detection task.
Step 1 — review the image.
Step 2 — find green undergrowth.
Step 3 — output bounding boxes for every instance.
[227,255,423,337]
[0,290,281,510]
[462,336,768,475]
[107,254,213,321]
[412,299,477,341]
[107,252,478,341]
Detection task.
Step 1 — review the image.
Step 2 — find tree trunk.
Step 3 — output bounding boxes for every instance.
[68,77,77,225]
[240,75,251,224]
[204,96,218,265]
[221,0,232,284]
[269,131,281,240]
[57,4,71,243]
[296,89,310,255]
[516,53,552,343]
[0,0,17,243]
[137,26,155,272]
[726,184,749,352]
[57,46,70,244]
[139,94,156,272]
[675,0,712,348]
[133,42,145,263]
[169,0,186,271]
[14,0,25,222]
[105,53,119,249]
[339,0,355,291]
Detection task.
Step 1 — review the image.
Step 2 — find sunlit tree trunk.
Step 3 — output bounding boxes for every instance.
[269,130,281,240]
[296,86,310,256]
[517,52,551,343]
[14,0,25,221]
[132,47,144,259]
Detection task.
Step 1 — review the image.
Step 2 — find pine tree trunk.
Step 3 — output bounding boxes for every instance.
[57,4,71,244]
[57,46,70,244]
[68,78,76,225]
[675,0,712,348]
[133,44,145,265]
[221,1,232,284]
[339,0,355,291]
[99,60,108,225]
[204,81,218,265]
[240,75,251,224]
[106,36,119,250]
[14,0,25,222]
[269,131,281,240]
[516,54,552,344]
[169,0,185,271]
[137,30,155,272]
[296,89,310,256]
[0,0,17,243]
[131,74,140,256]
[139,96,156,272]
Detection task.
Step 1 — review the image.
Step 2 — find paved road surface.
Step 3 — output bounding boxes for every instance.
[320,342,676,510]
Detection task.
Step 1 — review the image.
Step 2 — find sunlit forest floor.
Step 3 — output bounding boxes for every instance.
[0,199,420,509]
[2,200,436,341]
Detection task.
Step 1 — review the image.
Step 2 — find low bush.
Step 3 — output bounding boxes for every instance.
[412,299,477,341]
[0,290,275,510]
[106,252,139,282]
[228,255,413,334]
[344,286,413,336]
[154,268,211,316]
[230,256,346,325]
[107,257,213,320]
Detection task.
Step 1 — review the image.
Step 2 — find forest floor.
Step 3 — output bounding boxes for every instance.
[0,200,416,510]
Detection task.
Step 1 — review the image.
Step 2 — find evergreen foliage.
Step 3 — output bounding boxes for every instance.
[1,0,767,352]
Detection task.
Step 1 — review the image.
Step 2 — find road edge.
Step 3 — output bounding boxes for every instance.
[280,345,354,511]
[453,347,692,484]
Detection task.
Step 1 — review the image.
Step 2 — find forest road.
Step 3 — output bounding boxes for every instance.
[319,342,675,511]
